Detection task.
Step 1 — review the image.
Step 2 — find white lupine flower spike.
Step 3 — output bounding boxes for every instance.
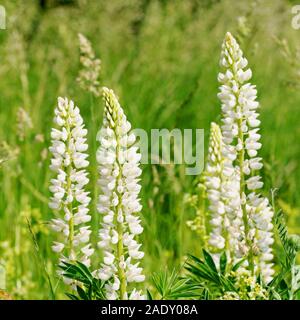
[49,97,93,285]
[216,32,274,282]
[96,87,145,300]
[206,123,244,262]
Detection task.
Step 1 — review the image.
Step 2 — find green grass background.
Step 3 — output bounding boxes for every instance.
[0,0,299,299]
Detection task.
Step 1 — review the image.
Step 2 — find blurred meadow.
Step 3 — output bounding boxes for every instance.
[0,0,300,299]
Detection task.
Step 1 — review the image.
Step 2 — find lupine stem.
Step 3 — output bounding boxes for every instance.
[65,107,74,258]
[199,185,208,247]
[90,93,99,244]
[238,118,254,273]
[115,124,127,299]
[117,222,126,299]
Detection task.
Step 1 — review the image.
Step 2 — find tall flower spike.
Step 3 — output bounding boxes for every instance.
[96,87,145,300]
[206,122,243,262]
[49,97,93,285]
[77,33,101,97]
[206,123,225,251]
[217,32,274,282]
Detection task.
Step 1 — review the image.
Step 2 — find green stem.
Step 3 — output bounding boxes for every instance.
[219,155,231,261]
[65,108,74,259]
[116,218,126,299]
[114,119,127,300]
[90,94,99,243]
[198,180,209,249]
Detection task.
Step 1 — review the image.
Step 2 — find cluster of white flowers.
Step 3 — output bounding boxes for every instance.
[206,123,226,250]
[49,97,93,284]
[77,33,101,97]
[95,87,145,300]
[210,32,274,282]
[206,122,244,261]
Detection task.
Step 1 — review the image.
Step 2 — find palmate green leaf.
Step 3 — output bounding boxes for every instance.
[62,272,90,285]
[60,261,94,285]
[185,262,215,284]
[167,279,201,299]
[151,268,201,300]
[72,261,94,283]
[186,253,220,285]
[60,261,106,300]
[185,251,245,296]
[76,261,94,278]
